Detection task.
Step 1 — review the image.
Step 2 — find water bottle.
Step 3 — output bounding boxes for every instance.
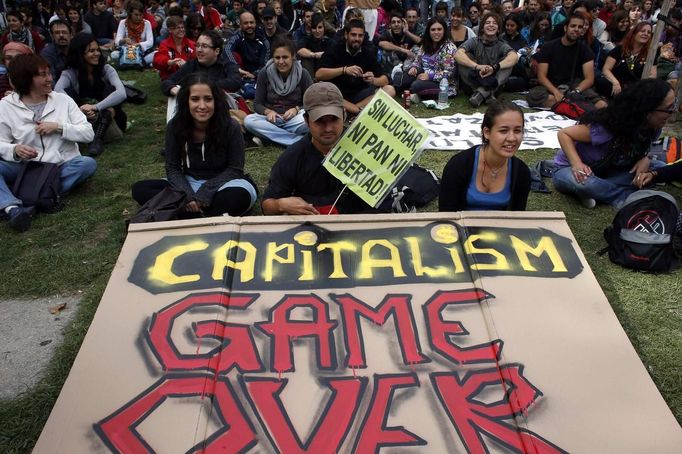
[438,77,449,108]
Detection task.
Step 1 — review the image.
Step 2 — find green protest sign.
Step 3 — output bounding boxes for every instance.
[322,90,429,207]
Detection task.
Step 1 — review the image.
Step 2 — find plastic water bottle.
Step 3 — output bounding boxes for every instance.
[438,77,449,108]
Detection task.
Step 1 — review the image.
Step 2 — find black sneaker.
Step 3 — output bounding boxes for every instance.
[7,206,35,232]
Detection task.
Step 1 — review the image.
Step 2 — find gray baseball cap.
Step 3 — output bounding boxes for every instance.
[303,82,344,122]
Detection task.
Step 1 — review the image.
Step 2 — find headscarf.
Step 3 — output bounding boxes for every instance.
[3,42,34,57]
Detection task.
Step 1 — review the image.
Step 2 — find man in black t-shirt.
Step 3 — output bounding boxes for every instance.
[261,82,370,215]
[527,13,606,108]
[377,12,416,75]
[315,19,396,116]
[84,0,118,49]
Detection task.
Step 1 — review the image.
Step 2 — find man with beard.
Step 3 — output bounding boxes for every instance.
[261,6,287,48]
[377,12,416,74]
[527,13,606,108]
[225,11,270,88]
[261,82,373,215]
[316,19,395,115]
[405,7,424,43]
[40,19,71,85]
[521,0,541,27]
[293,6,315,42]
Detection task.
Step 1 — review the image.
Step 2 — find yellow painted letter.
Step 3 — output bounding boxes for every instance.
[212,240,256,282]
[318,241,357,278]
[510,235,568,272]
[358,239,407,278]
[464,233,509,270]
[148,241,209,285]
[264,243,294,282]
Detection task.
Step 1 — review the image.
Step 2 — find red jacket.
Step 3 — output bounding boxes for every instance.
[153,36,196,80]
[198,5,223,30]
[1,29,44,53]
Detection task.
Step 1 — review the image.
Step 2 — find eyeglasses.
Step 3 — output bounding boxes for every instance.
[655,98,678,114]
[196,43,215,49]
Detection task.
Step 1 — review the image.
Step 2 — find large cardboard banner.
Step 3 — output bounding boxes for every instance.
[417,111,575,150]
[34,213,682,453]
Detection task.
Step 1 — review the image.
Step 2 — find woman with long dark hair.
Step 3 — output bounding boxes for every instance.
[600,9,629,52]
[553,78,672,208]
[66,5,92,35]
[439,100,530,211]
[521,11,551,49]
[449,7,476,47]
[403,16,457,102]
[55,33,127,156]
[600,21,656,96]
[132,75,257,217]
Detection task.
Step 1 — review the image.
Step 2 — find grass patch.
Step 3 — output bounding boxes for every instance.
[0,73,680,453]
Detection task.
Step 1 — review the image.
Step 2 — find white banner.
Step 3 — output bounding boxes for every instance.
[417,111,575,151]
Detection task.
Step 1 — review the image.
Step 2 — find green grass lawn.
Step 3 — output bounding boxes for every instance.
[0,71,680,452]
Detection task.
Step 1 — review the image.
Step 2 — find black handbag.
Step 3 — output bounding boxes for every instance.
[124,83,147,104]
[130,187,187,223]
[12,161,63,213]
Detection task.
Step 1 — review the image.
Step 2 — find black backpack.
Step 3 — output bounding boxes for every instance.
[379,164,440,213]
[12,161,63,213]
[603,190,679,272]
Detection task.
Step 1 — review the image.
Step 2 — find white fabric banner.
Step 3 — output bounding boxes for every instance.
[417,111,576,151]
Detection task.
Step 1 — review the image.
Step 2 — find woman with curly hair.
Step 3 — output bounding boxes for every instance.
[599,21,656,96]
[552,78,671,208]
[455,12,519,106]
[133,74,257,217]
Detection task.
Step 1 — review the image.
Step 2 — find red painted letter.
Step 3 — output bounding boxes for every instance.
[353,373,426,452]
[256,294,338,372]
[95,374,257,453]
[146,292,264,374]
[242,376,367,453]
[431,365,566,454]
[333,294,430,368]
[423,289,502,364]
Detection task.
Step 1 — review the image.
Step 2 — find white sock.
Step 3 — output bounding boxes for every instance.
[4,205,18,214]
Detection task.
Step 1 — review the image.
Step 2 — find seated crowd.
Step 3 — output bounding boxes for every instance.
[0,0,681,234]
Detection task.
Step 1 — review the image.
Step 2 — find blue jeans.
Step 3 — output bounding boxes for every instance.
[185,175,258,209]
[0,157,97,210]
[243,111,308,146]
[552,160,666,208]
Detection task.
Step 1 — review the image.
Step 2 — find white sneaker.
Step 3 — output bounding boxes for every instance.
[409,93,420,104]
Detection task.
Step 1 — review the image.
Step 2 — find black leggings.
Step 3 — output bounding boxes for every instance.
[132,179,253,216]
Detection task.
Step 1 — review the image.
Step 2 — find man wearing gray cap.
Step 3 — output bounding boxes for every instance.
[261,82,370,215]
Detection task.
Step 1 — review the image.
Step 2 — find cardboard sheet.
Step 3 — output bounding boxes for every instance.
[34,213,682,453]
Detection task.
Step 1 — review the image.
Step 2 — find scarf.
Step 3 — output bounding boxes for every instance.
[265,59,303,96]
[126,19,144,44]
[9,27,34,51]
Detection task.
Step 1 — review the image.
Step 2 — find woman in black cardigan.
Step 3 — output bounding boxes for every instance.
[439,101,530,211]
[132,74,257,217]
